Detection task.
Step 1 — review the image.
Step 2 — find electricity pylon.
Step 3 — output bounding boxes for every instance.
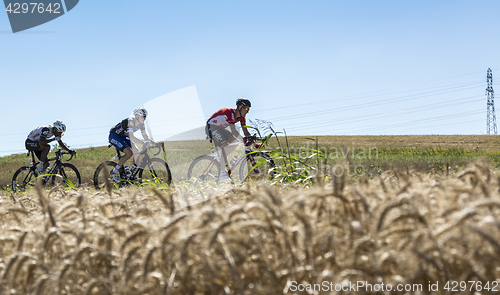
[486,68,497,135]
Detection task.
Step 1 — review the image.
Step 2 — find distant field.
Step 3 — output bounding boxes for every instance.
[280,134,500,151]
[2,135,500,189]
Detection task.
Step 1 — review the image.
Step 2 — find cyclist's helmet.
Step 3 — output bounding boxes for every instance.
[52,120,66,133]
[236,98,251,108]
[133,107,148,118]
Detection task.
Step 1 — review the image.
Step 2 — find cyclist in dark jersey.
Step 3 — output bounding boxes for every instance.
[25,120,76,175]
[109,107,156,182]
[206,98,251,181]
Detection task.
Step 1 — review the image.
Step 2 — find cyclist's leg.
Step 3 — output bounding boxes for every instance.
[39,144,50,171]
[118,147,133,167]
[25,139,47,171]
[224,135,241,156]
[131,141,141,164]
[215,127,242,164]
[109,134,133,176]
[218,143,228,168]
[210,125,232,169]
[25,139,41,160]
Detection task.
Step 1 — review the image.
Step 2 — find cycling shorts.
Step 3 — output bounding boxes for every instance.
[25,139,43,160]
[109,133,131,152]
[206,124,233,147]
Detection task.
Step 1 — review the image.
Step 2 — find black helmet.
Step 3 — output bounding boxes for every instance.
[236,98,251,107]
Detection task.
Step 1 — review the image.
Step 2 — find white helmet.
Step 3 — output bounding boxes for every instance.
[52,120,66,133]
[133,107,148,118]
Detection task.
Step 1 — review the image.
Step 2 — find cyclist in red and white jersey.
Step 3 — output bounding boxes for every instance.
[206,98,251,181]
[25,120,76,175]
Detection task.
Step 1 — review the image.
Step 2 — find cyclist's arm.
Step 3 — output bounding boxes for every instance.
[229,124,243,142]
[56,139,76,155]
[39,138,51,147]
[40,137,59,147]
[241,125,251,138]
[238,117,251,138]
[128,131,144,146]
[141,130,156,144]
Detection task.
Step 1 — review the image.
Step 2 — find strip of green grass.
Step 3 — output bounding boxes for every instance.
[2,138,500,190]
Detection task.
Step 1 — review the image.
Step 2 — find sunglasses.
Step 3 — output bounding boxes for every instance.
[243,107,250,112]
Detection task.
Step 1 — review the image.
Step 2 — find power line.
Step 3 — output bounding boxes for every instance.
[285,95,483,132]
[268,81,483,123]
[403,119,484,132]
[337,109,484,134]
[252,74,486,114]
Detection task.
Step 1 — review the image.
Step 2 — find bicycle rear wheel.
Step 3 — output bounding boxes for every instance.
[12,166,36,192]
[239,152,276,182]
[187,155,220,182]
[48,163,81,189]
[138,158,172,186]
[93,161,119,190]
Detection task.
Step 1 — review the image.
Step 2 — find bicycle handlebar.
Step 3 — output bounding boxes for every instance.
[111,142,165,158]
[141,142,165,156]
[55,150,76,161]
[245,135,270,143]
[243,135,270,148]
[151,142,165,156]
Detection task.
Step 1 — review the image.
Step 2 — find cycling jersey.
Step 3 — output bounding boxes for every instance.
[110,117,146,138]
[207,108,246,128]
[27,126,61,142]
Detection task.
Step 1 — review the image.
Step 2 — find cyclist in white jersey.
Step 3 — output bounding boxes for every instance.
[25,120,76,174]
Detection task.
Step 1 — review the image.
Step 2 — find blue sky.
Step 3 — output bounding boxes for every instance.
[1,0,500,156]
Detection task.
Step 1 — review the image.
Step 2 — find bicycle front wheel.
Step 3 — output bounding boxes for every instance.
[93,161,118,190]
[187,155,220,182]
[12,166,36,192]
[49,163,81,189]
[239,152,276,182]
[138,158,172,186]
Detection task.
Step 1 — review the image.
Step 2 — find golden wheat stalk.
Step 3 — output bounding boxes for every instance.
[120,230,148,252]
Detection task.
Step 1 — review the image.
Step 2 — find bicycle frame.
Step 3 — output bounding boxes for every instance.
[30,150,72,180]
[213,136,268,176]
[12,149,78,192]
[188,135,274,182]
[111,143,165,179]
[93,142,171,190]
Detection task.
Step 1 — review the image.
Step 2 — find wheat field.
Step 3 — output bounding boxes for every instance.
[0,160,499,294]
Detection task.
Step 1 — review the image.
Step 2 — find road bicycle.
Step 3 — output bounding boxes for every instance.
[12,150,81,192]
[188,135,276,182]
[93,142,172,190]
